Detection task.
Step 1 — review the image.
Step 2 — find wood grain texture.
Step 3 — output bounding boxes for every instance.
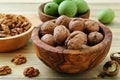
[0,1,120,79]
[32,20,112,73]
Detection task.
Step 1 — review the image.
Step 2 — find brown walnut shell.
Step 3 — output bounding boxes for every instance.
[69,18,85,32]
[88,32,104,45]
[41,34,56,46]
[85,20,99,32]
[65,31,87,50]
[56,15,71,27]
[103,60,119,76]
[40,21,56,35]
[110,52,120,64]
[54,25,70,45]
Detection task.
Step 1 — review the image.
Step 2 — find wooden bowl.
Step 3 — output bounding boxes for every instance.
[31,20,112,74]
[38,2,90,22]
[0,26,34,52]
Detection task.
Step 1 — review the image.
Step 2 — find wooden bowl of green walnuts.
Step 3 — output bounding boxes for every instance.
[39,0,90,22]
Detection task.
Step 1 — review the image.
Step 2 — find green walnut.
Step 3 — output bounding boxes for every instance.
[98,8,115,24]
[72,0,89,14]
[58,0,77,17]
[44,2,59,16]
[53,0,64,4]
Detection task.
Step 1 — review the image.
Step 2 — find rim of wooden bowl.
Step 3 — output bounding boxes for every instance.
[38,2,57,21]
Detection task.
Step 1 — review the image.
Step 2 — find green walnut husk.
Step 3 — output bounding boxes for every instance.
[72,0,89,14]
[98,8,115,24]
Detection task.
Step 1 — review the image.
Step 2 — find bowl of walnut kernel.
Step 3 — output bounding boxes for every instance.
[32,15,112,74]
[0,14,33,52]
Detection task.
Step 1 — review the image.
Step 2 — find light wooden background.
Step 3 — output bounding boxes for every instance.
[0,0,120,80]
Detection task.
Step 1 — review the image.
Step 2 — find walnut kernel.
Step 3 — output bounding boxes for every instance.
[11,55,27,65]
[0,14,31,37]
[0,66,12,75]
[23,67,40,78]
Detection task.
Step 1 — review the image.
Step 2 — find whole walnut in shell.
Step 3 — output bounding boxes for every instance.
[88,32,103,45]
[85,20,99,32]
[54,25,70,45]
[65,31,87,50]
[41,34,56,46]
[69,18,85,32]
[56,15,71,27]
[41,21,56,35]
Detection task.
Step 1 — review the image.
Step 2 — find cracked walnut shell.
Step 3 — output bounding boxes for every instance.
[65,31,87,50]
[23,67,40,78]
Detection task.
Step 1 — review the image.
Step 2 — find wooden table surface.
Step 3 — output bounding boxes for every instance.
[0,0,120,80]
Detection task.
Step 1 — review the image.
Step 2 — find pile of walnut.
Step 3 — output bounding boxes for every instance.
[0,13,31,37]
[40,15,104,50]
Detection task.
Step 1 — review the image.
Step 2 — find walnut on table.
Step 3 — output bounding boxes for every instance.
[23,67,40,78]
[0,66,12,75]
[11,55,27,65]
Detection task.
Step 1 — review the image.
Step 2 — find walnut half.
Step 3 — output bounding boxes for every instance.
[23,67,40,78]
[0,66,12,75]
[11,55,27,65]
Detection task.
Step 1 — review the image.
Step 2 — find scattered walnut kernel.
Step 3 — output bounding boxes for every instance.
[0,66,12,75]
[23,67,40,78]
[11,55,27,65]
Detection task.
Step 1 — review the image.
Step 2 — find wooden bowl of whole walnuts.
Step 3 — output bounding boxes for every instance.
[39,1,90,22]
[32,15,112,74]
[0,14,33,52]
